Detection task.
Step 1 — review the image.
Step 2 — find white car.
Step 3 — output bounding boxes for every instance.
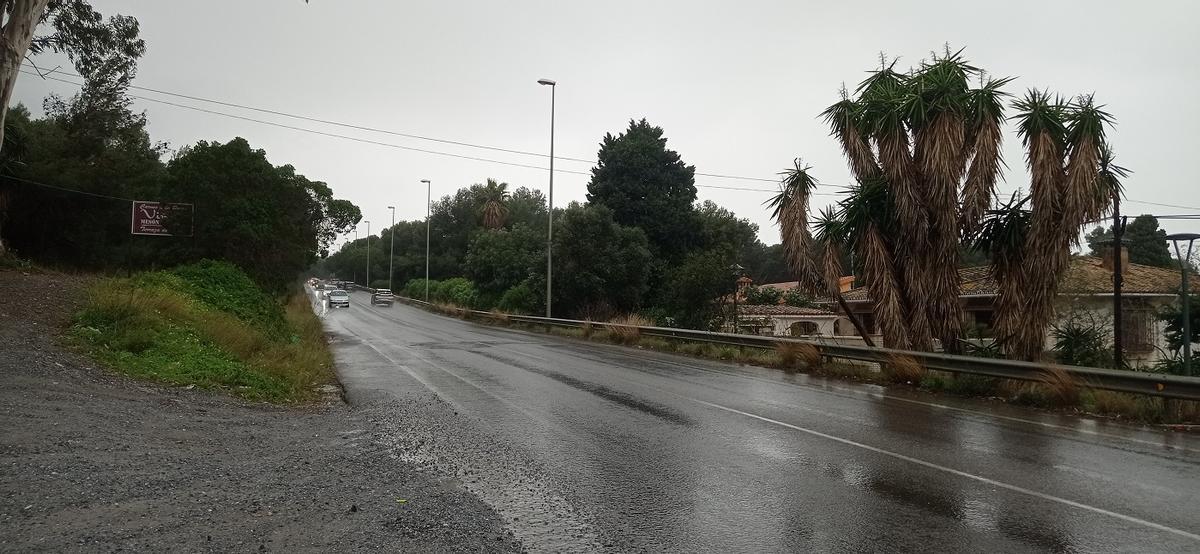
[327,289,350,308]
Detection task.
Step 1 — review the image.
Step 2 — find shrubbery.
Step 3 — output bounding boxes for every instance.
[497,281,539,314]
[72,262,333,402]
[170,260,289,338]
[434,277,477,307]
[402,278,437,300]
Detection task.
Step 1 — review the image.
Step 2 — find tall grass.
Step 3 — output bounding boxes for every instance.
[73,273,334,402]
[607,314,652,345]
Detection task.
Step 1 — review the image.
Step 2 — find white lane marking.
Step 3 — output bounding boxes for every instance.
[491,343,1199,538]
[546,341,1198,454]
[493,344,1199,539]
[365,306,1200,538]
[678,393,1200,541]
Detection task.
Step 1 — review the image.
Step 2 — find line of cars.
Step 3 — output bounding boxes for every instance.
[307,279,393,309]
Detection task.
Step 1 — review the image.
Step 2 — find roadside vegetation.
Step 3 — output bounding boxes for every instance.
[70,260,334,402]
[403,297,1197,424]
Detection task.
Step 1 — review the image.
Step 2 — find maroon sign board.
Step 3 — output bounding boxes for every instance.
[131,201,193,236]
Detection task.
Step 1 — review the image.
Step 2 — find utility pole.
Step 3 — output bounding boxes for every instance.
[1112,194,1127,369]
[1166,233,1199,376]
[387,206,395,293]
[421,179,431,301]
[364,220,371,288]
[537,78,556,317]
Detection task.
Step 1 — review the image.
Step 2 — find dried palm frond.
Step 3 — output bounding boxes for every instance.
[970,193,1033,354]
[1063,96,1115,226]
[861,224,911,349]
[814,217,846,297]
[1008,90,1072,359]
[821,93,880,183]
[767,160,823,295]
[1096,144,1130,210]
[959,76,1012,236]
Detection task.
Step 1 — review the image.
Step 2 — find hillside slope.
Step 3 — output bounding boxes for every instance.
[0,269,518,552]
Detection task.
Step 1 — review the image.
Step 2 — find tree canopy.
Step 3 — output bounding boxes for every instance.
[586,118,697,257]
[1086,214,1173,268]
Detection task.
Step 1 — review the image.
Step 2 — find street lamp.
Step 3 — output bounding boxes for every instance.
[421,179,431,302]
[387,205,396,293]
[1166,232,1200,376]
[364,220,371,288]
[537,78,556,317]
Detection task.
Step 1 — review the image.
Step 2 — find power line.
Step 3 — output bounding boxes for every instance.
[1122,199,1200,211]
[3,174,137,201]
[22,69,1198,208]
[23,67,787,185]
[22,70,851,198]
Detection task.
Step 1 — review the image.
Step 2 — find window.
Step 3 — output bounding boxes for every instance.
[790,321,819,336]
[1122,302,1154,353]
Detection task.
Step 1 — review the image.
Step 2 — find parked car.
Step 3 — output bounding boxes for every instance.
[371,290,394,306]
[327,289,350,308]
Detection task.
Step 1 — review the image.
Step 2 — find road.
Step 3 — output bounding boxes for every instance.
[321,291,1200,552]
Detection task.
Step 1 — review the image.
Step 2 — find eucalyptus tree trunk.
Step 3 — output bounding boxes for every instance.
[0,0,50,255]
[0,0,50,152]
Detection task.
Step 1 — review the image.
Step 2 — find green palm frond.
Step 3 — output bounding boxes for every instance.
[1011,89,1067,149]
[767,158,818,221]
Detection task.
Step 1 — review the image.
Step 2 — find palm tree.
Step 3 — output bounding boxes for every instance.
[767,160,875,346]
[776,48,1121,359]
[479,178,510,229]
[980,93,1124,359]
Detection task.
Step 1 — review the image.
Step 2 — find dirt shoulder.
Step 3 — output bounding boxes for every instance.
[0,269,519,552]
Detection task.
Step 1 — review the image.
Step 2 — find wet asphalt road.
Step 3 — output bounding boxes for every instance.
[322,292,1200,552]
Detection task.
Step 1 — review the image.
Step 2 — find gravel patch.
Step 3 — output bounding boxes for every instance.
[0,269,520,553]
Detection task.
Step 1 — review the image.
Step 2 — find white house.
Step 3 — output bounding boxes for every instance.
[771,248,1199,366]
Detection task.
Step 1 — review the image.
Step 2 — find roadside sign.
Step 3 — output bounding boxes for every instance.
[131,201,193,236]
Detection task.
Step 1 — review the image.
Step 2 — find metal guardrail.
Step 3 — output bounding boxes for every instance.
[392,296,1200,401]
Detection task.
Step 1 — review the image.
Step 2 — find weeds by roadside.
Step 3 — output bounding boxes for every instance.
[71,262,335,402]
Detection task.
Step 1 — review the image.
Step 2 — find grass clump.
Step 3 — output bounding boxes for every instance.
[884,354,925,384]
[607,314,652,345]
[72,266,334,402]
[776,342,821,373]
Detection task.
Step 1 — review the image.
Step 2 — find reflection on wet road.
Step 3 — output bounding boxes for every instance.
[325,294,1200,552]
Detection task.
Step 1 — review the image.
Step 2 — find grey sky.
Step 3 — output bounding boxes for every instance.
[13,0,1200,250]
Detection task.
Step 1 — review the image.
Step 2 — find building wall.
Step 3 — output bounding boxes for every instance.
[1045,296,1174,367]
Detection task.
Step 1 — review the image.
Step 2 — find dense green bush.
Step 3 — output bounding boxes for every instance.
[743,285,782,305]
[170,260,289,338]
[369,280,391,291]
[497,281,539,314]
[434,277,478,307]
[73,267,334,402]
[402,278,438,300]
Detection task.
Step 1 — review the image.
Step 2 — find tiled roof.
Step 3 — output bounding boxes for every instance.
[821,257,1198,303]
[758,281,800,292]
[738,304,838,317]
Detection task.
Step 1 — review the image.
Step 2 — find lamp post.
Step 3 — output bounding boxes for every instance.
[1166,232,1200,376]
[364,220,371,288]
[352,229,358,284]
[387,206,395,293]
[537,78,556,317]
[421,179,431,302]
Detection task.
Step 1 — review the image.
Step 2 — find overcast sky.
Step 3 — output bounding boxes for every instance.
[13,0,1200,250]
